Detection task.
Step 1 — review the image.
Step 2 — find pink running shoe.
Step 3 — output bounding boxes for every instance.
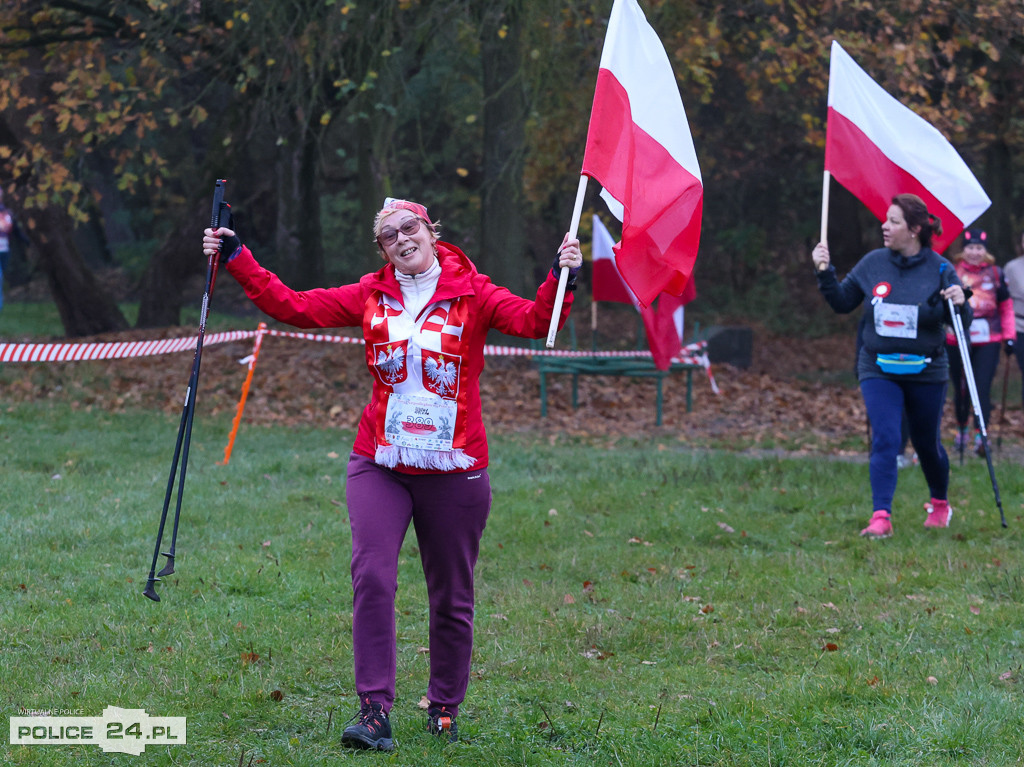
[860,510,893,538]
[923,499,952,529]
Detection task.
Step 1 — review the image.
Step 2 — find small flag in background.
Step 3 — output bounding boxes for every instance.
[591,213,636,306]
[591,215,697,370]
[582,0,703,308]
[825,40,990,252]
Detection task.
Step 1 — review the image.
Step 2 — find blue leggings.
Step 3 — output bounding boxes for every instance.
[860,378,949,513]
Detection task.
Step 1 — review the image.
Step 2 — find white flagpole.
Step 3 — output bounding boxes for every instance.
[818,169,831,271]
[546,174,589,348]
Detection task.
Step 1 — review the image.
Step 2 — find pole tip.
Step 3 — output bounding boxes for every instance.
[142,580,161,602]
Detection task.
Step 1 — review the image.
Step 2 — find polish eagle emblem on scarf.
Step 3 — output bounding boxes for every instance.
[374,341,408,385]
[424,353,459,398]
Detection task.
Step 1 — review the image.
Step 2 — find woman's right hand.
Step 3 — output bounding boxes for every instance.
[812,241,830,272]
[203,227,239,260]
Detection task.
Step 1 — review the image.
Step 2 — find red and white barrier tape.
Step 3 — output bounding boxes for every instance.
[0,330,256,363]
[1,326,712,373]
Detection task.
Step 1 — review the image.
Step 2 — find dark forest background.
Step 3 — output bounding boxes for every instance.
[2,0,1022,337]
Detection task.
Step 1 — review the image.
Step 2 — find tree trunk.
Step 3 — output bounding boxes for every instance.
[33,206,129,337]
[983,138,1014,262]
[358,117,384,253]
[136,203,206,329]
[274,126,324,289]
[478,1,528,295]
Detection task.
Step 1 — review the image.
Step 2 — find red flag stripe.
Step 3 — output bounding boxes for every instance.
[826,108,962,253]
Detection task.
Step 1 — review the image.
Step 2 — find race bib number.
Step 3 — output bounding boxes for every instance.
[383,393,456,451]
[968,318,991,344]
[874,303,919,339]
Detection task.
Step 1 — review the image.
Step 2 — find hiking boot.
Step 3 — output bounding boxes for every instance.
[860,510,892,539]
[974,432,986,457]
[341,697,394,751]
[426,706,458,743]
[953,428,969,451]
[923,500,952,529]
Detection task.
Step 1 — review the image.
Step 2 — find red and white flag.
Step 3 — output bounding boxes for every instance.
[592,214,697,370]
[591,213,636,306]
[825,40,990,253]
[582,0,702,308]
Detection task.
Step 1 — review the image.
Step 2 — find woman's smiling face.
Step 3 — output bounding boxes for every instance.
[378,211,436,275]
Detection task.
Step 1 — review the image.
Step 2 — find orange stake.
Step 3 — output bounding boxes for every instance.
[220,322,267,465]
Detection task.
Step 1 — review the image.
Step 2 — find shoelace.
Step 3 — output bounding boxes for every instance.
[359,708,386,733]
[344,698,387,734]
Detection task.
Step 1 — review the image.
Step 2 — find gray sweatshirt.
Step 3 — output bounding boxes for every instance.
[1004,256,1024,334]
[816,247,971,382]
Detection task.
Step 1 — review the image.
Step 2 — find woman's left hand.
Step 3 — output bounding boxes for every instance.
[941,284,966,306]
[557,234,583,272]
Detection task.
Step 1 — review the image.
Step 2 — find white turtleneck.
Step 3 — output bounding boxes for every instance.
[394,256,441,320]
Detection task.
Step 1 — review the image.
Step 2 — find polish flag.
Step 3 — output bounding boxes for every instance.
[591,213,635,305]
[582,0,702,308]
[825,40,990,253]
[591,215,696,370]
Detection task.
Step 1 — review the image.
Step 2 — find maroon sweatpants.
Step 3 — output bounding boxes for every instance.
[345,453,492,715]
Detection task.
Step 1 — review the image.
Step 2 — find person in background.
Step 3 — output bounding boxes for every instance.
[945,228,1015,457]
[812,193,969,539]
[203,197,581,752]
[0,188,21,313]
[1001,231,1024,413]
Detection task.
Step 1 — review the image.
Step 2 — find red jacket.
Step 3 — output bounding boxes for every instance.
[945,261,1015,346]
[226,241,573,473]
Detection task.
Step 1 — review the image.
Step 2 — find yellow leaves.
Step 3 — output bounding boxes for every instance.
[319,112,332,127]
[189,104,209,127]
[116,173,139,192]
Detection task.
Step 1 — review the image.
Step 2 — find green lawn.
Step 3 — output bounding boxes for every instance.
[1,401,1022,766]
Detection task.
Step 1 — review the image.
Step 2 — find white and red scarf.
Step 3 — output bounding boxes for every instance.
[363,289,476,470]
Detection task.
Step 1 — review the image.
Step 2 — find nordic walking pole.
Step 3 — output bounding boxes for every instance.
[144,179,230,602]
[941,263,1007,528]
[546,175,588,348]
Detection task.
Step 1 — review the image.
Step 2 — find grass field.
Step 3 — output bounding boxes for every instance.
[2,398,1023,766]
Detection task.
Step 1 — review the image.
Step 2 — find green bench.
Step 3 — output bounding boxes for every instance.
[533,353,702,425]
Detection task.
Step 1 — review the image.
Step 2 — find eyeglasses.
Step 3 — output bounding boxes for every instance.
[377,218,423,246]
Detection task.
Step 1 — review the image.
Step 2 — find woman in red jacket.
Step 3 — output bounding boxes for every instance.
[203,198,581,751]
[947,228,1016,457]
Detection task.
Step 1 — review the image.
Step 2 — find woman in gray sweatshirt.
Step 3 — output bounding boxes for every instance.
[812,193,970,539]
